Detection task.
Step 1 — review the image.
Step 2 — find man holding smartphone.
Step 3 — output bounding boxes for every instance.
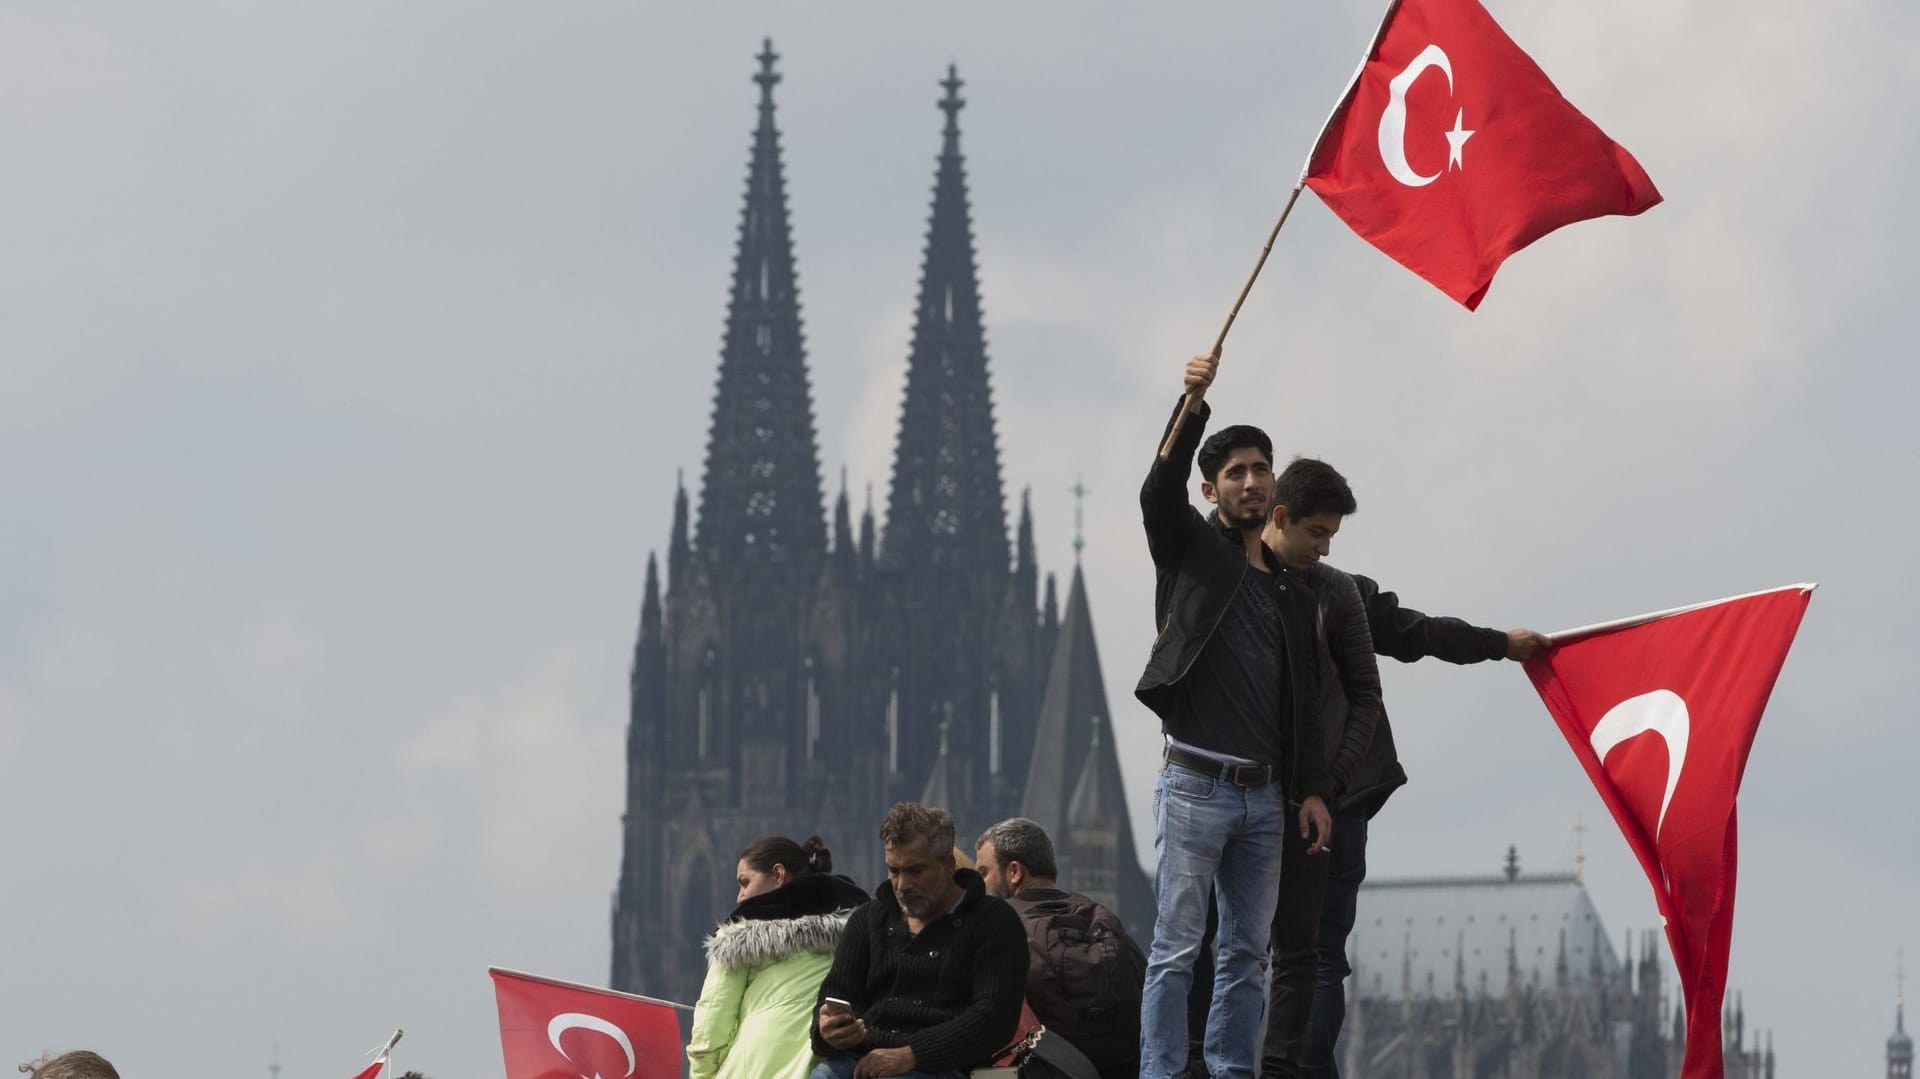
[809,803,1028,1078]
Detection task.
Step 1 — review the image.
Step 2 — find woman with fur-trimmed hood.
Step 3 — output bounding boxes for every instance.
[686,835,869,1079]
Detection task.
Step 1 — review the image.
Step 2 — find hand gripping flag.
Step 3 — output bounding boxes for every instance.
[491,967,685,1079]
[1524,584,1813,1079]
[1304,0,1662,308]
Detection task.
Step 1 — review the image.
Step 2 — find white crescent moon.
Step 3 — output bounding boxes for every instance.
[1377,43,1455,188]
[1588,689,1690,841]
[547,1012,636,1079]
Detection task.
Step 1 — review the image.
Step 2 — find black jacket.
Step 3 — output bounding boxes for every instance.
[1336,573,1509,818]
[810,868,1028,1072]
[1134,398,1328,803]
[1292,563,1385,799]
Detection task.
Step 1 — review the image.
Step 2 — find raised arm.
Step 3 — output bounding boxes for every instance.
[1141,355,1218,568]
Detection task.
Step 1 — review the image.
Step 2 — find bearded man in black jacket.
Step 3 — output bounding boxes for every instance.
[1135,352,1332,1079]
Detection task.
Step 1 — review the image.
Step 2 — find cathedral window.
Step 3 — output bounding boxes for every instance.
[805,659,821,760]
[886,676,900,775]
[987,685,1001,775]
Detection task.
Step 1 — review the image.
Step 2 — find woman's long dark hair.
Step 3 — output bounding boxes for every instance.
[739,834,832,878]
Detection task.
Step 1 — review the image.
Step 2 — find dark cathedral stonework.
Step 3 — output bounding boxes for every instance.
[611,44,1150,1005]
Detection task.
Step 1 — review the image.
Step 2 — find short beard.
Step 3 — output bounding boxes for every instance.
[1217,504,1267,532]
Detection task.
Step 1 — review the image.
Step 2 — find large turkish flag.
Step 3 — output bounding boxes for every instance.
[1524,585,1813,1079]
[491,967,684,1079]
[1304,0,1661,308]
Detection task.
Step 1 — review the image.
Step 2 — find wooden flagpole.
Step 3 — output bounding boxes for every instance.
[1157,182,1306,459]
[1156,0,1406,461]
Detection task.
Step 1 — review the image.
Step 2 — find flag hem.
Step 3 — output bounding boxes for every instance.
[1544,582,1816,644]
[488,966,695,1011]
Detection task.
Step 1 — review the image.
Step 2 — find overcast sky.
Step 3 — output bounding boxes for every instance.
[4,2,1915,1076]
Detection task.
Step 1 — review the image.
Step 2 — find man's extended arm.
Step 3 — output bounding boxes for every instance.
[1353,574,1548,664]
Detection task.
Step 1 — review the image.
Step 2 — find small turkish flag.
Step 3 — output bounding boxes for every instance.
[1524,584,1812,1079]
[1303,0,1661,308]
[347,1062,385,1079]
[491,967,684,1079]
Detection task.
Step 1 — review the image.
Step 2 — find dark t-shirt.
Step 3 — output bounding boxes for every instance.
[1165,566,1288,767]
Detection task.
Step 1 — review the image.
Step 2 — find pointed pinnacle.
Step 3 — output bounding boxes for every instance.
[754,38,781,101]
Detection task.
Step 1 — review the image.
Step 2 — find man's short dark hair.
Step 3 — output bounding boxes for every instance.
[1274,457,1357,520]
[1196,425,1274,483]
[881,802,955,857]
[977,817,1059,880]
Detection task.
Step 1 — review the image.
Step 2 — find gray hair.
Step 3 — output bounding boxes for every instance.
[977,817,1058,880]
[881,802,955,857]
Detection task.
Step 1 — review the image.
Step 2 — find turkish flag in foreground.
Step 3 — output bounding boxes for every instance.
[491,967,684,1079]
[1524,584,1813,1079]
[1303,0,1661,308]
[347,1061,385,1079]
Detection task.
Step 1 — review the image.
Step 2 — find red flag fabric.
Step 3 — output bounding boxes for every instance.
[491,967,684,1079]
[1524,585,1812,1079]
[347,1061,385,1079]
[1303,0,1661,308]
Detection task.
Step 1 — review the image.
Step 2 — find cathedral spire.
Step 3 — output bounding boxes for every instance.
[669,470,690,588]
[859,483,877,573]
[640,552,662,646]
[1013,487,1036,608]
[696,38,826,569]
[833,468,856,573]
[881,63,1008,574]
[1893,950,1914,1079]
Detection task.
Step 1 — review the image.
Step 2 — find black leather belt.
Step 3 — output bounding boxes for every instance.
[1165,745,1273,787]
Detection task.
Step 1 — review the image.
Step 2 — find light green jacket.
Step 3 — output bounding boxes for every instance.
[686,909,851,1079]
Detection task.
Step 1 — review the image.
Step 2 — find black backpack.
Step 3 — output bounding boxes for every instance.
[1008,892,1146,1077]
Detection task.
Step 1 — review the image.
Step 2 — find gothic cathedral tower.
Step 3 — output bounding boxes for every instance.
[611,47,1145,1003]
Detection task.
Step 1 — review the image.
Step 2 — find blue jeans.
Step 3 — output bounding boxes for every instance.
[1300,811,1367,1079]
[1141,761,1288,1079]
[806,1057,966,1079]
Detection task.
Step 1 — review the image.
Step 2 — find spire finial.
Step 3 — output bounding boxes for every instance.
[1504,843,1520,881]
[1070,475,1089,561]
[1900,948,1909,1031]
[754,38,781,102]
[939,63,965,134]
[1090,712,1102,749]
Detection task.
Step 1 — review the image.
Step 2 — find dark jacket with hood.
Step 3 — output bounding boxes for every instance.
[1335,573,1511,818]
[1134,398,1329,803]
[809,867,1028,1072]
